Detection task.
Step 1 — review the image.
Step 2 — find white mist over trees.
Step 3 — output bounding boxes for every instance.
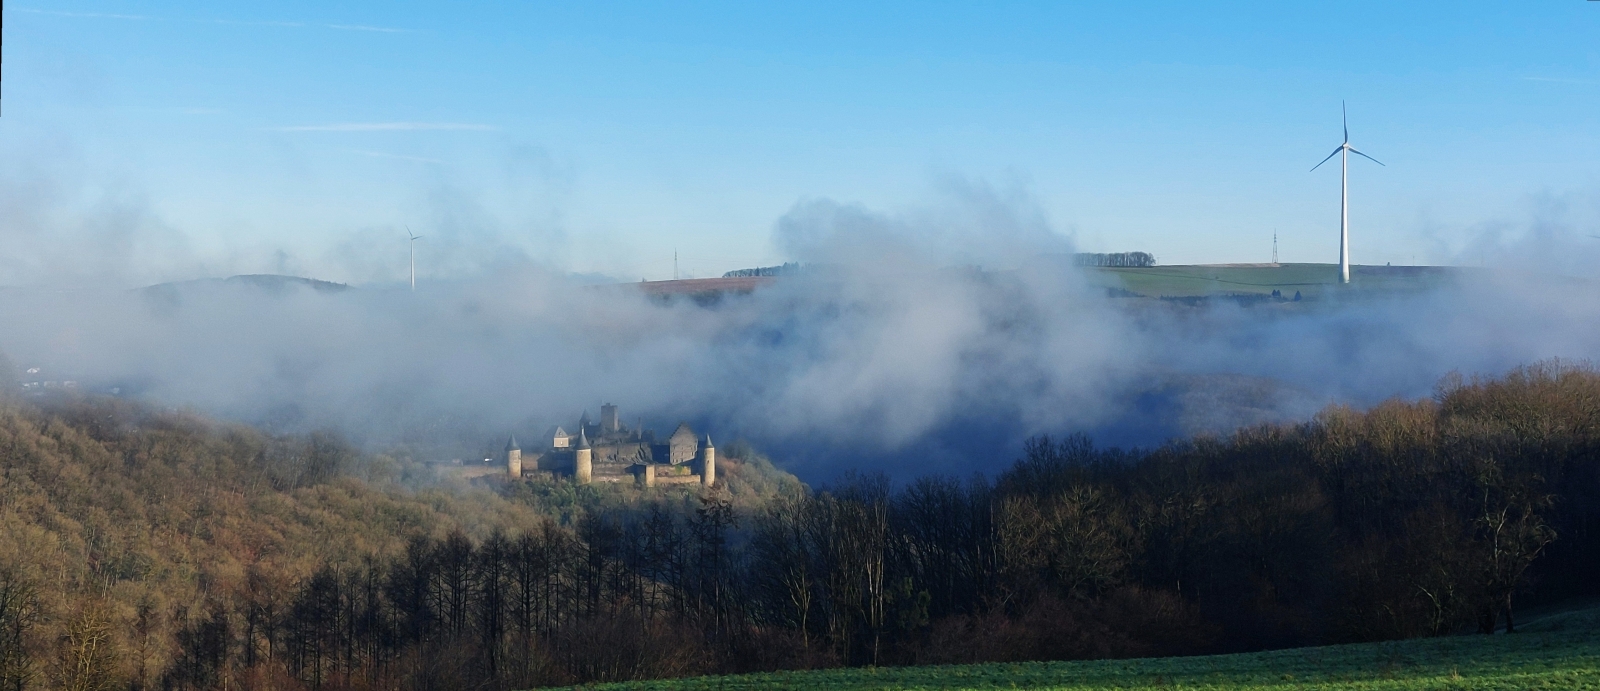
[2,181,1600,481]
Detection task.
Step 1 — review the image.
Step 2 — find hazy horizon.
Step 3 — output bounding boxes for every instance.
[4,2,1600,289]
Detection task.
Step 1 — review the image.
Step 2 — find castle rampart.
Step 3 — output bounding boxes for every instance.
[502,405,717,488]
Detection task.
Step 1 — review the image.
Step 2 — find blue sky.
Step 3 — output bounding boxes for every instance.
[3,1,1598,284]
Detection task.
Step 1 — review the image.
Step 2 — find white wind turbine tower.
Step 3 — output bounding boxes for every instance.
[1311,102,1384,284]
[406,226,423,291]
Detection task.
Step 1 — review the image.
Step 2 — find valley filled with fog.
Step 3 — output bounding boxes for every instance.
[5,192,1599,483]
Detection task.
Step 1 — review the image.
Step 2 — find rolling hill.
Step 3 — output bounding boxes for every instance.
[1083,263,1479,300]
[564,604,1600,690]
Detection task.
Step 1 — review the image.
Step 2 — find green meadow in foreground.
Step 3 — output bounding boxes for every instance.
[563,607,1600,690]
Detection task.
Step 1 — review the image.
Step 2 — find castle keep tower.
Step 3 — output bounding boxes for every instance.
[601,403,620,434]
[505,435,522,477]
[574,428,592,485]
[699,434,716,487]
[668,423,698,464]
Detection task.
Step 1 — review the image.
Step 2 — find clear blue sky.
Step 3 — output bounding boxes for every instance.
[4,1,1598,284]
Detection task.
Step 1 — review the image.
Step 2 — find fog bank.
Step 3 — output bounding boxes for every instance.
[4,188,1600,482]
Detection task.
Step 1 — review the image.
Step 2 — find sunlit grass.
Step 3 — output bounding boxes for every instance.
[1083,263,1470,300]
[561,606,1600,690]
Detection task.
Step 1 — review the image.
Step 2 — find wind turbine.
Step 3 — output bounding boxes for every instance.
[406,226,423,291]
[1311,102,1384,284]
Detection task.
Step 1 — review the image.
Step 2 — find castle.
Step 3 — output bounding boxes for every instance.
[503,403,716,488]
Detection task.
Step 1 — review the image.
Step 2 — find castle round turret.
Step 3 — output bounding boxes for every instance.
[574,427,592,485]
[699,434,716,487]
[505,435,522,477]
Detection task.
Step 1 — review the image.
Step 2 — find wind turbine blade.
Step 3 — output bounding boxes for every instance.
[1348,147,1385,166]
[1342,101,1348,143]
[1310,146,1342,172]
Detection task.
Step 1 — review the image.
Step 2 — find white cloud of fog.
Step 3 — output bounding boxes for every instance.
[0,141,210,288]
[777,177,1069,270]
[1448,190,1600,279]
[0,134,573,290]
[3,176,1600,481]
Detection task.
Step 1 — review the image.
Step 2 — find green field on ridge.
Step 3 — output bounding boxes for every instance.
[559,606,1600,691]
[1084,263,1475,300]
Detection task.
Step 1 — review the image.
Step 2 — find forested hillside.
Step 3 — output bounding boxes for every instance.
[0,392,551,690]
[0,362,1597,690]
[0,386,796,690]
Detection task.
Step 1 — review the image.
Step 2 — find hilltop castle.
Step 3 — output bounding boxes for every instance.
[503,403,716,488]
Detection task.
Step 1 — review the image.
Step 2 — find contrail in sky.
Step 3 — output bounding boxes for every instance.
[1522,76,1598,85]
[13,7,409,33]
[275,123,499,132]
[326,24,408,33]
[349,150,447,164]
[14,8,151,20]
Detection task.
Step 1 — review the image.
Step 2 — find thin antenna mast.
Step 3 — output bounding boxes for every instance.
[674,249,679,280]
[1272,230,1278,265]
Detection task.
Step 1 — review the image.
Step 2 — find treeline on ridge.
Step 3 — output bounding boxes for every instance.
[1073,252,1156,267]
[1,361,1598,689]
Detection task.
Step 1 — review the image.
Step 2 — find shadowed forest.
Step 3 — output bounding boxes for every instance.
[0,360,1597,689]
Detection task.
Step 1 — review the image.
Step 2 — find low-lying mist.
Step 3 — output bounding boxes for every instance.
[4,186,1600,483]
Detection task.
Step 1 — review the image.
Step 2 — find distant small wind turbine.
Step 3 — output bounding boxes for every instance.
[406,226,423,291]
[1312,102,1385,284]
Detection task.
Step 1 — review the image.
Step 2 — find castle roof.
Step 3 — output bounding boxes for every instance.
[576,427,590,450]
[702,433,714,448]
[670,422,695,442]
[505,435,520,451]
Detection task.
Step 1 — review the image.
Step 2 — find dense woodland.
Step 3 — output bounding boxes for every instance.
[0,359,1598,690]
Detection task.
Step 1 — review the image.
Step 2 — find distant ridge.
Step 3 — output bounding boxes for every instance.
[225,274,353,292]
[632,276,775,296]
[140,274,353,295]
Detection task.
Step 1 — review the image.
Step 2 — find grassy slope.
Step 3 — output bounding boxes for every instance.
[1083,263,1474,300]
[567,608,1600,690]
